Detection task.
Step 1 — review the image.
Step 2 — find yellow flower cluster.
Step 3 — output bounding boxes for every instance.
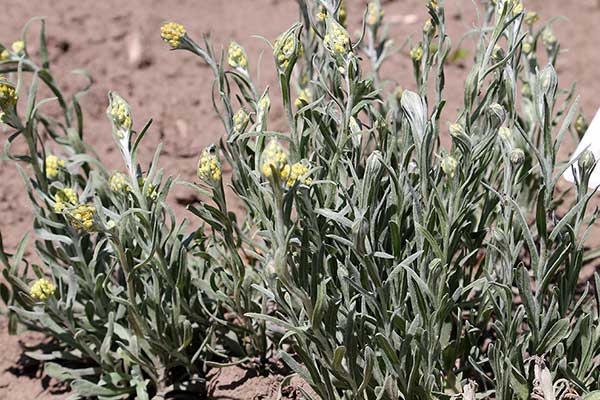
[339,1,347,25]
[68,204,96,231]
[524,11,539,25]
[11,40,24,54]
[366,2,384,27]
[318,2,348,25]
[45,154,65,179]
[53,188,78,212]
[261,140,288,178]
[0,76,18,108]
[449,123,464,138]
[316,5,327,21]
[522,37,533,54]
[108,93,132,137]
[294,88,312,108]
[423,19,435,35]
[138,177,158,199]
[542,28,557,47]
[197,146,222,182]
[410,45,423,62]
[110,172,128,192]
[30,278,55,301]
[281,161,312,187]
[233,109,250,133]
[0,49,9,61]
[228,41,248,70]
[495,0,523,15]
[274,30,302,71]
[324,19,351,58]
[258,94,270,113]
[160,22,186,49]
[441,156,458,178]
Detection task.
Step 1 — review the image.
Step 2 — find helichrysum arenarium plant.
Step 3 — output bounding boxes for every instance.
[1,0,600,399]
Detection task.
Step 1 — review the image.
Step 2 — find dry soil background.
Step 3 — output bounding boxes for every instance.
[0,0,599,398]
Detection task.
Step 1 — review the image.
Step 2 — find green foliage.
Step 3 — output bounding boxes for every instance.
[0,0,599,399]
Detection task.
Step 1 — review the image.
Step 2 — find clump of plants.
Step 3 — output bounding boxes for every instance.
[1,0,599,399]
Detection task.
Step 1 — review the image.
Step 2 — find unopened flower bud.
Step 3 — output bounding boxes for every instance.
[578,150,595,172]
[510,149,525,165]
[228,41,248,70]
[441,155,458,178]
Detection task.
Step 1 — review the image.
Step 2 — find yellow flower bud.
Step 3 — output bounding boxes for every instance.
[233,108,250,133]
[30,278,56,301]
[410,45,423,62]
[197,145,222,183]
[160,22,186,49]
[53,188,78,212]
[323,17,351,59]
[45,154,66,179]
[295,88,313,108]
[0,76,18,109]
[524,11,539,25]
[11,40,24,54]
[107,92,132,139]
[68,204,96,232]
[110,172,129,192]
[228,41,248,70]
[261,140,288,178]
[273,28,302,72]
[441,156,458,178]
[284,161,312,188]
[366,2,384,27]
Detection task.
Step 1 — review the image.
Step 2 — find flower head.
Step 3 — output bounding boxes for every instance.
[441,156,458,178]
[107,92,132,139]
[274,27,302,72]
[524,11,539,25]
[295,88,312,108]
[109,172,129,192]
[228,41,248,70]
[45,154,65,179]
[522,37,533,54]
[261,140,288,178]
[197,145,222,183]
[0,76,18,109]
[542,28,557,48]
[366,2,384,27]
[316,5,327,21]
[0,49,9,61]
[30,278,55,301]
[323,17,351,60]
[449,123,464,138]
[495,0,523,15]
[510,149,525,165]
[53,188,78,212]
[281,161,312,187]
[233,108,250,133]
[423,19,435,35]
[160,22,186,49]
[11,40,24,55]
[258,93,270,114]
[410,45,423,62]
[68,204,96,231]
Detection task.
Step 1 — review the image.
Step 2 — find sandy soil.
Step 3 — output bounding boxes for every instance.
[0,0,599,398]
